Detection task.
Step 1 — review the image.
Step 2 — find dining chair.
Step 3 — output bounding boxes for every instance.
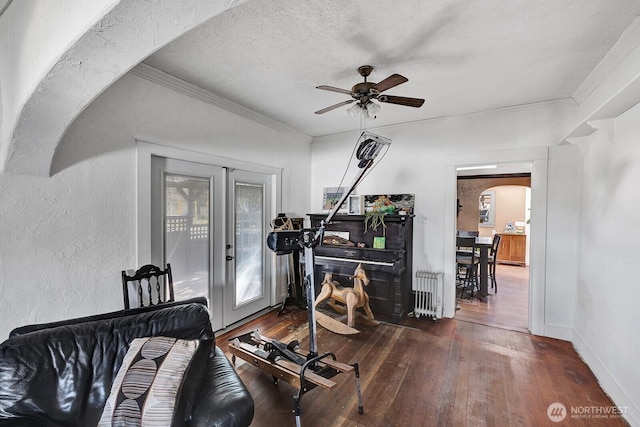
[487,234,502,293]
[456,236,479,298]
[456,231,480,256]
[121,263,175,309]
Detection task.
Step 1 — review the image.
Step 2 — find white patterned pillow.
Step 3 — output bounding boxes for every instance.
[98,336,200,426]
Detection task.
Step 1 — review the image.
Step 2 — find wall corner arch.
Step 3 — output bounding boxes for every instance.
[0,0,247,177]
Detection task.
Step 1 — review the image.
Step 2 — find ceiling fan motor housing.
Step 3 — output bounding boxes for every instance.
[352,82,378,104]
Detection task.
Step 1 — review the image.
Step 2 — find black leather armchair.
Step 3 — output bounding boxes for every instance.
[0,298,254,426]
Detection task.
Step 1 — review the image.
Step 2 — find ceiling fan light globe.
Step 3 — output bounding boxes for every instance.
[347,103,361,117]
[366,101,381,116]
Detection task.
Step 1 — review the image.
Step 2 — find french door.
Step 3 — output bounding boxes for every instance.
[225,169,272,324]
[151,156,272,330]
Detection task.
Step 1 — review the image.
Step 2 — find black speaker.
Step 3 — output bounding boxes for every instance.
[266,230,306,254]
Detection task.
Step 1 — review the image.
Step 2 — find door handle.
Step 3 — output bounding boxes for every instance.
[226,255,234,261]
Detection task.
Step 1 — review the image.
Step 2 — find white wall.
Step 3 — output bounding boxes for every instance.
[544,143,582,336]
[0,72,311,338]
[572,102,640,424]
[311,100,579,327]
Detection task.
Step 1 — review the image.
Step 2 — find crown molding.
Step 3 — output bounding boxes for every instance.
[411,98,577,124]
[573,16,640,104]
[314,98,576,144]
[129,63,310,140]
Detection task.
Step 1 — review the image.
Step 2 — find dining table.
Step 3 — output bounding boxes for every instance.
[474,236,493,298]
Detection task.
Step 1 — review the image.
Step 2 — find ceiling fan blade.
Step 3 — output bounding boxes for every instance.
[372,74,408,93]
[316,85,353,95]
[315,100,355,114]
[378,95,425,108]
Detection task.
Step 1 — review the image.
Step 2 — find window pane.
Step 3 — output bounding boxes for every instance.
[165,174,209,301]
[235,182,263,306]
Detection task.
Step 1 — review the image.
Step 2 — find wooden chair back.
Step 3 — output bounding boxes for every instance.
[490,234,502,256]
[456,236,478,263]
[121,264,175,309]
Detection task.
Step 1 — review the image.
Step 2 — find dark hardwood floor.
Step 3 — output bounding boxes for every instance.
[218,299,626,426]
[456,264,530,333]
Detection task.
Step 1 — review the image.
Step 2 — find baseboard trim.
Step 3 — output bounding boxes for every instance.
[571,330,639,426]
[543,323,573,341]
[214,306,279,337]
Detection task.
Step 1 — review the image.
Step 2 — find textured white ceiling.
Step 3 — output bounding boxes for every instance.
[144,0,640,137]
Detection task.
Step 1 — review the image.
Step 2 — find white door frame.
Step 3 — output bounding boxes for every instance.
[445,147,548,335]
[135,140,282,329]
[224,168,273,326]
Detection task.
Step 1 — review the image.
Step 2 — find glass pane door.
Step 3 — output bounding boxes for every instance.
[151,157,273,329]
[225,169,272,325]
[165,174,210,301]
[234,182,264,305]
[151,156,225,330]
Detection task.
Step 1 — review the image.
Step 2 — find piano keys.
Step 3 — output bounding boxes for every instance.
[315,255,395,268]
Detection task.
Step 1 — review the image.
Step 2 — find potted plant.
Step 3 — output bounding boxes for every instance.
[364,195,395,235]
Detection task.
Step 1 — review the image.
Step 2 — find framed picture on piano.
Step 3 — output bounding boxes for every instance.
[373,236,386,249]
[347,195,363,215]
[322,187,349,213]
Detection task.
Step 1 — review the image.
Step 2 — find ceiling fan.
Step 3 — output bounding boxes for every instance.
[315,65,425,116]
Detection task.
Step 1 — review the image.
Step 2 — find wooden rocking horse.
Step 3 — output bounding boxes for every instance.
[315,263,377,334]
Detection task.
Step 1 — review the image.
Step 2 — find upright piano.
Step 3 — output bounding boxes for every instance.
[308,214,414,320]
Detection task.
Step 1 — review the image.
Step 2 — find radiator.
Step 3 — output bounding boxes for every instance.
[413,271,443,319]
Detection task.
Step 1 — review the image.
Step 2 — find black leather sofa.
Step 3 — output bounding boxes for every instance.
[0,297,254,426]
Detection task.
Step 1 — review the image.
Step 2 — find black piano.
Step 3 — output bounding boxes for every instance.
[308,214,414,320]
